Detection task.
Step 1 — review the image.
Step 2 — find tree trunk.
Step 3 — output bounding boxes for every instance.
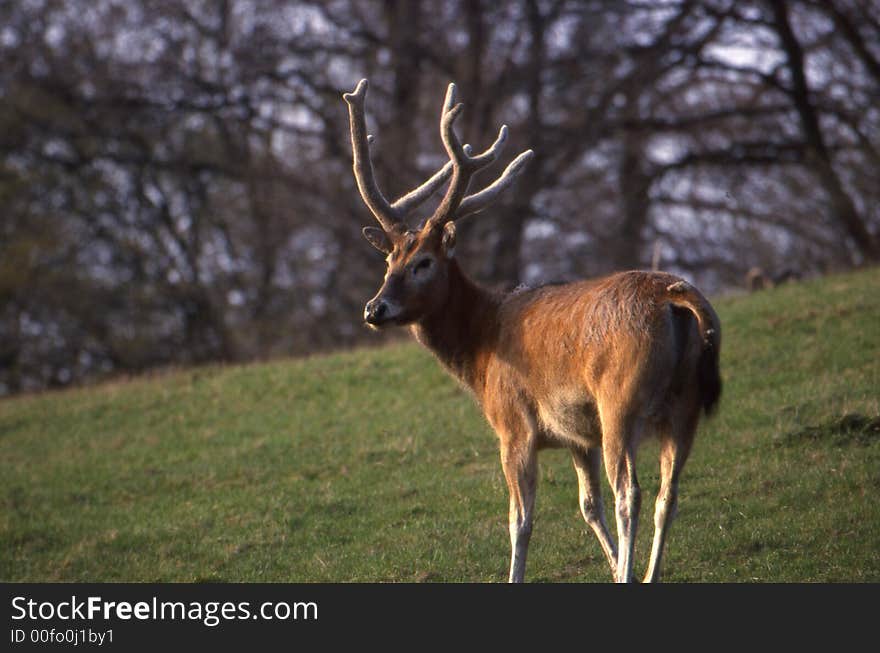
[614,130,652,270]
[481,0,545,285]
[383,0,423,201]
[771,0,880,262]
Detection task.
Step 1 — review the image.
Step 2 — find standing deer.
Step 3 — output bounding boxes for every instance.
[343,79,721,583]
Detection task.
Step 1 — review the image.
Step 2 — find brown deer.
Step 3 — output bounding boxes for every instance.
[343,79,721,583]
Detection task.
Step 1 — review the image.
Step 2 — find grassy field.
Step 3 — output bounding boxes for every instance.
[2,267,879,582]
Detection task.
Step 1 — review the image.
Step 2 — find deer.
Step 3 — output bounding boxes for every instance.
[343,79,722,583]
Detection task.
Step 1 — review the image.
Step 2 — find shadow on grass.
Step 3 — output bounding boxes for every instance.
[777,413,880,447]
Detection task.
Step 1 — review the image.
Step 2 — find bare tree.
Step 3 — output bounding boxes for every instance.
[1,0,877,395]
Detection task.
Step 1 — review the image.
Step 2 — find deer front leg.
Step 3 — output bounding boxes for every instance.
[644,472,678,584]
[572,447,618,576]
[601,416,642,583]
[644,419,696,583]
[500,441,538,583]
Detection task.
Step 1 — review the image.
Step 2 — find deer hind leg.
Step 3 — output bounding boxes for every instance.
[601,414,642,583]
[500,441,538,583]
[571,447,618,576]
[644,415,697,583]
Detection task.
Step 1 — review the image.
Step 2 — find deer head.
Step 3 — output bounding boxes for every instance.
[343,79,533,328]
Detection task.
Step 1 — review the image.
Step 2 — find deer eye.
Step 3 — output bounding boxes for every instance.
[412,258,433,276]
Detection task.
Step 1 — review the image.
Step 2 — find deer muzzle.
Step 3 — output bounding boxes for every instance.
[364,297,402,328]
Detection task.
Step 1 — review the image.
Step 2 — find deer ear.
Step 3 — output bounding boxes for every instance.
[441,221,456,258]
[362,226,392,254]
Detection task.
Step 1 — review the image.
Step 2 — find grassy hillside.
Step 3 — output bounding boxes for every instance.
[2,267,878,582]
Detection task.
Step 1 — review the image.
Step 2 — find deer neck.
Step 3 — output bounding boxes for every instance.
[410,260,500,395]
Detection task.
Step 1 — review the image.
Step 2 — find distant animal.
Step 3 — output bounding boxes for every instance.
[746,266,801,291]
[344,79,722,582]
[746,267,770,291]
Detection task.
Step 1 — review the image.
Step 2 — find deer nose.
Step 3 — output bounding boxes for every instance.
[364,299,388,325]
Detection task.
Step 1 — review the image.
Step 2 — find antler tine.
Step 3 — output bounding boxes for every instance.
[456,149,535,218]
[343,79,398,232]
[386,80,456,217]
[344,79,456,231]
[430,83,531,226]
[430,87,483,223]
[390,159,454,216]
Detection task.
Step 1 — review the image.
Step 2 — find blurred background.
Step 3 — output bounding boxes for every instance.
[1,0,878,396]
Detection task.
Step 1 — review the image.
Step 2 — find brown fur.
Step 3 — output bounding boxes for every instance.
[410,266,721,448]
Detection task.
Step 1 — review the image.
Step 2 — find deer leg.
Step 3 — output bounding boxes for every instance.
[500,443,538,583]
[602,419,641,583]
[571,447,618,576]
[644,420,696,583]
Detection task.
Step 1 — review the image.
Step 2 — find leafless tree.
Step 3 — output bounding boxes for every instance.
[1,0,876,395]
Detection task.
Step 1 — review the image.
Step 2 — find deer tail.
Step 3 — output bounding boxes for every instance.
[665,280,722,416]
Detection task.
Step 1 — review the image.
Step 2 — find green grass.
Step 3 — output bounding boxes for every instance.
[2,267,879,582]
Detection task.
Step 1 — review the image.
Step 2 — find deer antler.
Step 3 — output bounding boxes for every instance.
[343,79,454,232]
[429,83,534,227]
